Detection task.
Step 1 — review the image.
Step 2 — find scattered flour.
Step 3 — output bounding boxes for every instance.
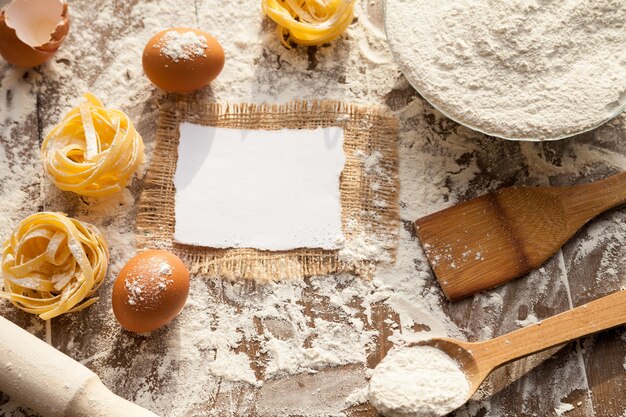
[368,346,470,417]
[155,30,207,62]
[344,385,369,407]
[515,312,540,327]
[385,0,626,140]
[0,69,36,126]
[338,151,395,266]
[206,350,259,387]
[339,231,392,264]
[124,260,174,306]
[125,280,144,306]
[554,401,575,416]
[361,150,384,175]
[157,262,172,277]
[0,0,624,416]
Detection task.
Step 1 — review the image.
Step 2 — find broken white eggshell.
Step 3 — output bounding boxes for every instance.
[0,0,69,67]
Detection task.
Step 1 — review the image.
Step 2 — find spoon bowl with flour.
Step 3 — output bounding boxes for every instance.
[369,290,626,417]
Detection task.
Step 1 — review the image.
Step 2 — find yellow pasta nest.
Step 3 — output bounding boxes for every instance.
[262,0,356,47]
[42,93,145,197]
[1,212,109,320]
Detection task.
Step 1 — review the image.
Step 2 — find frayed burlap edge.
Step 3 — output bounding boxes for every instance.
[136,99,399,281]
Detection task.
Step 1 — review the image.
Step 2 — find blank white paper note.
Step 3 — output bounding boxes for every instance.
[173,123,346,251]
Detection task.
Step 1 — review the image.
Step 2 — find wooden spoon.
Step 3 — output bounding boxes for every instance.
[417,290,626,408]
[415,171,626,300]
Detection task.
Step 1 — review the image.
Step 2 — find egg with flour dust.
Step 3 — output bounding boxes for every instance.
[142,27,225,93]
[112,250,190,333]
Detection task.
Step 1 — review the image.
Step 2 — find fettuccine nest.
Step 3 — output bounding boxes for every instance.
[41,93,145,197]
[262,0,356,47]
[1,212,109,320]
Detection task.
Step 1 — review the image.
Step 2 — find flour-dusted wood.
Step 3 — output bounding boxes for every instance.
[1,0,625,416]
[422,290,626,408]
[415,171,626,300]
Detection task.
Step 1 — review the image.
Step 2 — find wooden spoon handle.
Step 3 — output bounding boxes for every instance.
[558,171,626,224]
[476,291,626,371]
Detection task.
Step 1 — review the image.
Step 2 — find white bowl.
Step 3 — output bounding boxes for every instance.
[383,0,626,141]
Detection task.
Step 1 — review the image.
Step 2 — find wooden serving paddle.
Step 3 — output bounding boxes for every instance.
[415,171,626,300]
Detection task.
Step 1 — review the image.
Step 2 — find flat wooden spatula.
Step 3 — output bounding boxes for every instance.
[415,171,626,300]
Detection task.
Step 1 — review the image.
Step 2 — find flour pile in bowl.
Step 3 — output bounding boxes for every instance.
[385,0,626,140]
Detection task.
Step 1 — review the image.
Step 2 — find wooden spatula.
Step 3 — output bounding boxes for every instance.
[415,171,626,300]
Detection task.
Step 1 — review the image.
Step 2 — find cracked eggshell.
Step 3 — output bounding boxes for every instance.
[0,0,69,68]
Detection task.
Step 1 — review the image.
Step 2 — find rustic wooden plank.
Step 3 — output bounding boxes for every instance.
[415,116,592,417]
[1,1,625,416]
[551,117,626,417]
[0,55,46,416]
[330,83,603,417]
[0,1,198,417]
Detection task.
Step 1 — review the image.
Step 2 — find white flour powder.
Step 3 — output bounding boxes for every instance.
[369,345,470,417]
[1,0,625,416]
[385,0,626,140]
[156,30,207,62]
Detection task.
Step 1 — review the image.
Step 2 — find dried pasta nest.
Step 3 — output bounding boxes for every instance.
[262,0,356,47]
[1,212,109,320]
[41,93,145,197]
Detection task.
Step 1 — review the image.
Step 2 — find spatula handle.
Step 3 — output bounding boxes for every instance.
[476,290,626,370]
[558,171,626,224]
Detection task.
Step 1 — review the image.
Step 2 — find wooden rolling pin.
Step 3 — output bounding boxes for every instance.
[0,316,160,417]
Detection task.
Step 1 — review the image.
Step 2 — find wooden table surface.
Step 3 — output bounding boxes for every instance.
[1,1,625,417]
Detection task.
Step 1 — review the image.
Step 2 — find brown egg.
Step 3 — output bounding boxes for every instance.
[0,0,69,68]
[112,250,190,333]
[142,27,225,93]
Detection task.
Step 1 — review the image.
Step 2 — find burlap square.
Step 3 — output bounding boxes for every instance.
[136,99,399,281]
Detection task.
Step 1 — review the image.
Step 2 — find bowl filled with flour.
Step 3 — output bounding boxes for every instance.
[384,0,626,141]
